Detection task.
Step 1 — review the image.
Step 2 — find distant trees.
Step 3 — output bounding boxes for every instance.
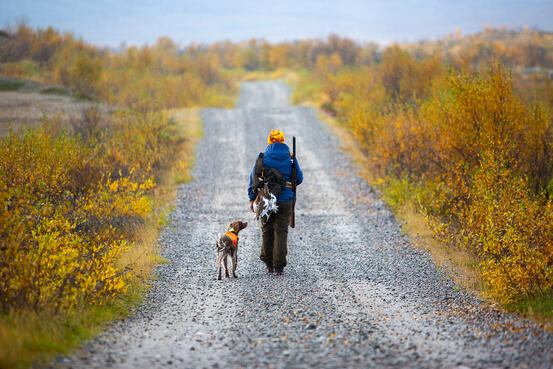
[404,26,553,70]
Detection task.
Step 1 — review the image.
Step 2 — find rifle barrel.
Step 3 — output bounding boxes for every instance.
[290,136,297,228]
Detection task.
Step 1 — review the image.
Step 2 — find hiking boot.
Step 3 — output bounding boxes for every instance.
[275,268,284,276]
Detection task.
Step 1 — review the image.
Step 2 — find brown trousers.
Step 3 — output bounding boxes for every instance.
[260,201,293,270]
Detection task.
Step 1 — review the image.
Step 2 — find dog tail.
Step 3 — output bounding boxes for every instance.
[216,233,221,249]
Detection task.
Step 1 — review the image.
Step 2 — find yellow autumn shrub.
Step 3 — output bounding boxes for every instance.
[327,56,553,303]
[99,110,183,181]
[50,41,103,97]
[0,108,180,312]
[427,147,553,303]
[418,66,553,303]
[467,151,553,302]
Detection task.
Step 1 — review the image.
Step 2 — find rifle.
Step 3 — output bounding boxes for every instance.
[290,136,297,228]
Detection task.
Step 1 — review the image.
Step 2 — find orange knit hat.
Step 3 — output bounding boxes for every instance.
[267,129,285,144]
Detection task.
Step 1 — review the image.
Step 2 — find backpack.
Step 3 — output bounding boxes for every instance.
[252,153,286,197]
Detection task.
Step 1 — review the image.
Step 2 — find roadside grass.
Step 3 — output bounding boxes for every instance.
[39,86,71,96]
[0,109,203,369]
[0,80,24,91]
[508,293,553,323]
[240,68,299,85]
[203,88,239,109]
[115,108,203,310]
[240,69,284,82]
[39,86,96,103]
[166,108,204,184]
[0,288,144,369]
[289,70,325,107]
[240,69,274,81]
[73,93,96,103]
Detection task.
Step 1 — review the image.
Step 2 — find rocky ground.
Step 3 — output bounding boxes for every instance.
[52,81,553,369]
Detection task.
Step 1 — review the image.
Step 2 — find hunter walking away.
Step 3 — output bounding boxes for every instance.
[249,129,303,276]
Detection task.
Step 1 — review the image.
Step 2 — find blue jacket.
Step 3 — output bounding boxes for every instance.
[248,142,303,202]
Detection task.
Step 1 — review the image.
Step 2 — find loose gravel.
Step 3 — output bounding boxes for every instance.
[52,81,553,369]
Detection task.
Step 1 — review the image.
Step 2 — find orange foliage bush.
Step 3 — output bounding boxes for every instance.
[328,52,553,303]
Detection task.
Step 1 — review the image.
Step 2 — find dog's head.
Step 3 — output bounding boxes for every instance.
[227,220,248,234]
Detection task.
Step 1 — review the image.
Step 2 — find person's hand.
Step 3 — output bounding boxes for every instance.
[249,202,255,213]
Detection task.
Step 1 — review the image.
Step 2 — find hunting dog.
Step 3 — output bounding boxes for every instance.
[217,221,247,280]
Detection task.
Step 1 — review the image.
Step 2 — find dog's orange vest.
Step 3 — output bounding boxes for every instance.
[224,231,238,247]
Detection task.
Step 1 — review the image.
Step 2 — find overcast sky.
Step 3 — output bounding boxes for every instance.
[2,0,553,47]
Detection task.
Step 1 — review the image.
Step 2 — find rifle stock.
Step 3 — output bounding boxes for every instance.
[290,136,297,228]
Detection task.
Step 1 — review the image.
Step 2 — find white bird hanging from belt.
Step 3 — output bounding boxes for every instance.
[253,183,279,223]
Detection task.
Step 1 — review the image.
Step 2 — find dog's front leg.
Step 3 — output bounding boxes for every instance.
[223,256,230,278]
[217,251,222,280]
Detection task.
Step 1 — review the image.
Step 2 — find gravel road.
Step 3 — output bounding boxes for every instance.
[53,81,553,369]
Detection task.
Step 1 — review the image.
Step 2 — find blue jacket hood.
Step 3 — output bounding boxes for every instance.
[248,142,303,202]
[264,142,290,163]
